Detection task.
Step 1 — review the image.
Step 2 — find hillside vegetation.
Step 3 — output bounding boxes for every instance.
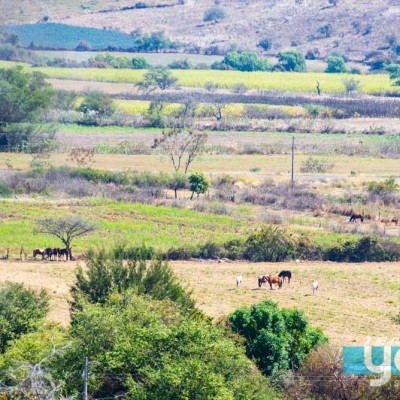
[1,0,400,60]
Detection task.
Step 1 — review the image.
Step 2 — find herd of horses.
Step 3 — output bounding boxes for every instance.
[237,270,319,296]
[33,247,69,261]
[349,212,399,225]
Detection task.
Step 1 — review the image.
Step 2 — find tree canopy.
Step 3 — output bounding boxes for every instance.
[277,50,306,72]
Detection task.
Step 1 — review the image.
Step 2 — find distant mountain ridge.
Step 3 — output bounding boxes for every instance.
[1,0,400,61]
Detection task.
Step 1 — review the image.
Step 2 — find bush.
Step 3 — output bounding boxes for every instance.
[367,177,398,195]
[132,56,150,69]
[229,300,327,376]
[343,77,361,93]
[203,6,227,22]
[258,37,272,51]
[325,56,347,73]
[189,172,209,199]
[243,225,298,262]
[168,58,193,69]
[0,283,49,352]
[212,51,272,72]
[113,244,155,260]
[77,92,115,125]
[300,157,335,173]
[0,183,12,198]
[69,168,129,185]
[277,50,306,72]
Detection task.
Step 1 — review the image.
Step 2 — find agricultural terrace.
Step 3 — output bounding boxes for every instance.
[0,60,397,93]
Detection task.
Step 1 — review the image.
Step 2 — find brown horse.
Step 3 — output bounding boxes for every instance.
[258,275,283,290]
[349,212,364,223]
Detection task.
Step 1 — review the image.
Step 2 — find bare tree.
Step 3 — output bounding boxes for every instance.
[209,102,226,121]
[152,128,207,173]
[68,147,95,167]
[35,216,97,260]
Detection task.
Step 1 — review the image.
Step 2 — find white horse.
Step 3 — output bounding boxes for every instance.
[236,275,243,288]
[311,281,319,296]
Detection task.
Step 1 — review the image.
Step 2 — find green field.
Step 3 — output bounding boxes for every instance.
[1,60,396,93]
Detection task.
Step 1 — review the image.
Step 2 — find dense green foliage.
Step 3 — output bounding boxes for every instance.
[212,51,272,71]
[277,50,306,72]
[229,300,327,376]
[325,56,347,73]
[78,92,115,125]
[132,56,151,69]
[189,172,209,199]
[88,52,131,68]
[0,66,54,126]
[0,283,49,352]
[57,294,276,399]
[386,63,400,85]
[368,177,399,195]
[71,250,200,318]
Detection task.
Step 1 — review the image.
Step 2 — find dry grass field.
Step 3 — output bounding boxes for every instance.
[0,260,398,346]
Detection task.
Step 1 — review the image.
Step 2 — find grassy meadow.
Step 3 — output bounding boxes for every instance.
[0,259,398,346]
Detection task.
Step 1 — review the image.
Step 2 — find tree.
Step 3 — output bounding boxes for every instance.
[228,300,327,376]
[35,216,97,260]
[203,6,227,22]
[168,173,188,199]
[0,282,49,352]
[0,66,54,128]
[78,92,115,126]
[189,172,209,199]
[258,37,272,51]
[152,128,207,173]
[132,56,150,69]
[325,56,347,73]
[136,66,177,92]
[277,50,306,72]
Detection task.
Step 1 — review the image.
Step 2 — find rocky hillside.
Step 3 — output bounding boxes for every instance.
[2,0,400,61]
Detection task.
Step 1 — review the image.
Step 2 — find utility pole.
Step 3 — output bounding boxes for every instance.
[291,136,295,188]
[83,357,89,400]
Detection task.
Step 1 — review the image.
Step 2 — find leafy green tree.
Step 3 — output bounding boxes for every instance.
[277,50,306,72]
[203,6,227,22]
[88,53,131,69]
[325,56,347,73]
[0,283,49,352]
[213,51,272,72]
[189,172,209,199]
[136,66,177,92]
[0,66,54,128]
[368,177,398,195]
[139,31,174,52]
[56,294,275,399]
[229,300,327,376]
[131,56,150,69]
[78,92,115,125]
[342,77,361,93]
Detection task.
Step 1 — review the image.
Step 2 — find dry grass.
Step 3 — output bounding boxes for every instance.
[0,260,398,346]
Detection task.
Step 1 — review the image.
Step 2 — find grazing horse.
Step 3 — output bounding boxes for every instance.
[236,275,243,288]
[33,248,45,260]
[44,248,53,260]
[52,248,60,261]
[349,212,364,223]
[311,281,319,296]
[278,270,292,284]
[58,248,68,260]
[259,275,283,290]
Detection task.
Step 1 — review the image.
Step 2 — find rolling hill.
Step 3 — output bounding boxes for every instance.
[1,0,400,61]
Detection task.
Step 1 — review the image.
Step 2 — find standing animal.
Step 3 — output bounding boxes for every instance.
[259,275,283,290]
[311,281,319,296]
[44,248,53,260]
[52,248,60,261]
[278,270,292,284]
[391,217,398,225]
[33,248,45,260]
[349,212,364,223]
[236,275,243,288]
[58,248,68,260]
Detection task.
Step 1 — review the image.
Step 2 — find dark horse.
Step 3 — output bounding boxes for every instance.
[278,270,292,284]
[33,248,45,260]
[349,212,364,223]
